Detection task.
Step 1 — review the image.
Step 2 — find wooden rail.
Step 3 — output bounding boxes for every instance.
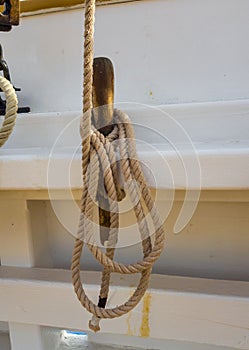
[20,0,141,15]
[0,266,248,348]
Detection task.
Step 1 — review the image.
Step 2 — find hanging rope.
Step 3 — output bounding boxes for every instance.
[71,0,166,332]
[0,76,18,147]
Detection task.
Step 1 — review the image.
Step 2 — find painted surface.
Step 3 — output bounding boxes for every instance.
[0,1,249,348]
[0,267,248,348]
[1,0,249,112]
[1,100,249,190]
[0,100,249,280]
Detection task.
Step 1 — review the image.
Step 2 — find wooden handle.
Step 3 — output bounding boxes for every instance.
[10,0,20,25]
[92,57,114,135]
[92,57,114,244]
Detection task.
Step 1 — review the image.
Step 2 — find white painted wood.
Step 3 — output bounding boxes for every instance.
[1,0,249,112]
[27,201,53,268]
[0,200,46,349]
[0,100,249,190]
[0,188,249,202]
[9,323,43,350]
[42,199,249,281]
[0,200,34,267]
[0,1,247,348]
[0,267,248,349]
[0,333,10,350]
[88,333,241,350]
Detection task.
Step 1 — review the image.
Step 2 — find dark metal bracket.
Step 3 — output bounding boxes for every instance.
[0,44,30,115]
[0,0,20,32]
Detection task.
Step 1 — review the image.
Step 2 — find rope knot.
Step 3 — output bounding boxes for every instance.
[72,0,165,333]
[72,109,165,331]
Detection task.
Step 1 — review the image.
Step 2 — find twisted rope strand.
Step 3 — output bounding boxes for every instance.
[81,0,95,176]
[72,110,165,326]
[0,76,18,147]
[71,0,166,332]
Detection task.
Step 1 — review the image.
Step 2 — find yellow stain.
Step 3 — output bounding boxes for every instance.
[140,293,152,338]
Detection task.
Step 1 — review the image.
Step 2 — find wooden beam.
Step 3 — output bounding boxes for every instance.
[20,0,141,15]
[0,200,47,350]
[10,0,20,25]
[0,266,248,349]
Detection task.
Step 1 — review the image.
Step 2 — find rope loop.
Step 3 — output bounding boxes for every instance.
[72,109,165,327]
[71,0,166,332]
[0,76,18,147]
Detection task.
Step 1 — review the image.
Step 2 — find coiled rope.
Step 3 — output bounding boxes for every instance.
[0,76,18,147]
[71,0,166,332]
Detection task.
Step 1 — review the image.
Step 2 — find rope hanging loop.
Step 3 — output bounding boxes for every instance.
[71,0,166,332]
[0,75,18,147]
[72,108,165,327]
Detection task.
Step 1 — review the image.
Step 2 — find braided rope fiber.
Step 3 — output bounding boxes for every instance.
[71,0,166,332]
[0,76,18,147]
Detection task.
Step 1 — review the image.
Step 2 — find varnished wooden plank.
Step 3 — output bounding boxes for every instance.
[20,0,141,15]
[10,0,20,25]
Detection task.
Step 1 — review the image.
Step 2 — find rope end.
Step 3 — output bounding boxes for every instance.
[89,315,101,333]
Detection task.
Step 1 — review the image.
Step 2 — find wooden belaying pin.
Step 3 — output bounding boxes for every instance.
[92,57,114,136]
[87,57,115,332]
[92,57,114,247]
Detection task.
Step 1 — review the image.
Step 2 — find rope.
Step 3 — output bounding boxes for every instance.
[71,0,166,332]
[0,76,18,147]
